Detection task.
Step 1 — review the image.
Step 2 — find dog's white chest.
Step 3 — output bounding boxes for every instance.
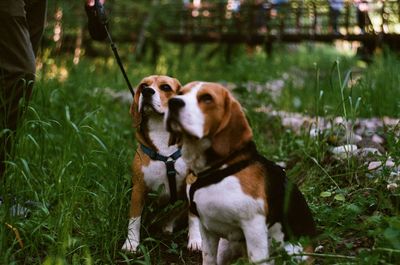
[141,119,188,197]
[193,176,265,240]
[142,158,187,198]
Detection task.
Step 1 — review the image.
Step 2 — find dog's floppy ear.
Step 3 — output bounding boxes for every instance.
[130,84,142,128]
[211,91,253,157]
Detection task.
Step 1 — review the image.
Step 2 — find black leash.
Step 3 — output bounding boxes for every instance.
[85,0,135,99]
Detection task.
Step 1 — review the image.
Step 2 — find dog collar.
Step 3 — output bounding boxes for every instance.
[140,144,182,203]
[188,142,257,216]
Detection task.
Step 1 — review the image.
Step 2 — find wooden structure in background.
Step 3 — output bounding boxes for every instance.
[44,1,400,61]
[160,0,400,53]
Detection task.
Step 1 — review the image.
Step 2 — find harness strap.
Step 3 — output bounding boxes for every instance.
[189,159,253,216]
[140,144,181,203]
[200,141,257,177]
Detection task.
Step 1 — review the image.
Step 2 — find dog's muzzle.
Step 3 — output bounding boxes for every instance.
[166,98,185,133]
[140,87,157,112]
[168,98,185,112]
[142,87,155,98]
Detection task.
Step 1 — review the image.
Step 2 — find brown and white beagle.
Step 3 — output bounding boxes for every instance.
[121,75,202,253]
[165,82,317,264]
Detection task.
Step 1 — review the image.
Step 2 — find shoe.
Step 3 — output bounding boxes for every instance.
[0,196,31,218]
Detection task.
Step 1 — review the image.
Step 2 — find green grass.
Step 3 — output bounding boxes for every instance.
[1,43,399,264]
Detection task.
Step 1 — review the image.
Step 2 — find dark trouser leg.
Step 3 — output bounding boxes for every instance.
[0,0,47,181]
[0,75,34,183]
[0,74,34,180]
[25,0,48,55]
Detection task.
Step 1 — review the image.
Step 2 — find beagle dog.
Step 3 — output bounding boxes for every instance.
[121,75,202,253]
[165,82,317,264]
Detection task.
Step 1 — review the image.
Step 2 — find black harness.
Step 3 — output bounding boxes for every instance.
[189,142,257,216]
[140,144,182,203]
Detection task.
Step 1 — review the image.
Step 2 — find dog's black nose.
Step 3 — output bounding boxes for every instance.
[168,98,185,111]
[142,87,155,97]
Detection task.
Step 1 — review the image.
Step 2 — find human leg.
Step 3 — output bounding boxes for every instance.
[0,0,47,180]
[0,13,36,180]
[25,0,48,55]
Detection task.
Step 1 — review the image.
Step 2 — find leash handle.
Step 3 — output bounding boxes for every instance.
[94,0,107,25]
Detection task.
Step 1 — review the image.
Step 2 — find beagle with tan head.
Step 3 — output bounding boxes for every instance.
[165,82,317,264]
[121,75,202,253]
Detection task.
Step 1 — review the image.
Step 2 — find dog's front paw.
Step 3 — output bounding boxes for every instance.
[188,236,202,252]
[121,238,139,253]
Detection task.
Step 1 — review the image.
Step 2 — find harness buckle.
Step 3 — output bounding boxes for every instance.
[166,158,176,176]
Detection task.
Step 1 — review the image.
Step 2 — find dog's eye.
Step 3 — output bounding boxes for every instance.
[140,83,148,90]
[199,93,213,104]
[160,84,172,92]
